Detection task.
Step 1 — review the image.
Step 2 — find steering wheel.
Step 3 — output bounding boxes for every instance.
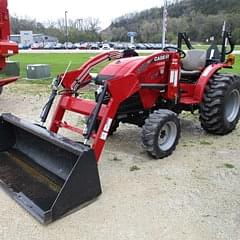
[163,46,186,59]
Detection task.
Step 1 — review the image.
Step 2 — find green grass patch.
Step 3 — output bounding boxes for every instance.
[130,165,141,172]
[10,53,98,83]
[221,54,240,74]
[0,73,8,78]
[200,140,213,145]
[185,44,240,51]
[224,163,235,169]
[8,52,240,85]
[234,45,240,51]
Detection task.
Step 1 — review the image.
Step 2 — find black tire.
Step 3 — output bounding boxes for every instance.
[200,74,240,135]
[142,109,181,159]
[0,87,2,95]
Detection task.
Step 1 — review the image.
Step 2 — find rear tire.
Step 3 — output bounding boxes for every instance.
[200,74,240,135]
[142,109,180,159]
[0,87,2,95]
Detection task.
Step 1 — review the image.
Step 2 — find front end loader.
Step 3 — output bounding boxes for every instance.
[0,29,239,224]
[0,50,181,223]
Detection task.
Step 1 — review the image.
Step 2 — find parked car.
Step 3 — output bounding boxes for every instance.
[73,43,81,49]
[64,42,74,49]
[136,43,147,50]
[114,43,124,49]
[43,42,56,49]
[54,43,64,49]
[31,42,44,50]
[18,43,30,50]
[79,42,89,49]
[109,42,115,48]
[102,43,111,50]
[154,43,162,49]
[143,43,152,49]
[126,43,136,50]
[90,43,100,50]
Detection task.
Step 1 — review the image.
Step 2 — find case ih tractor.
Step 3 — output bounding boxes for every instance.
[0,0,18,94]
[0,26,239,223]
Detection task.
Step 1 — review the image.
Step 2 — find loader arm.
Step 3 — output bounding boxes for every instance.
[50,74,139,161]
[60,51,122,92]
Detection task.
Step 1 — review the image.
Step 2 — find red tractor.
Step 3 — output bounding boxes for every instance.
[0,30,239,223]
[0,0,18,94]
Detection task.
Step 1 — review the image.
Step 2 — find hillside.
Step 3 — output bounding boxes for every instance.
[101,0,240,43]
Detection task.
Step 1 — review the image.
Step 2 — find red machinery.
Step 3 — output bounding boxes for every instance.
[48,51,182,161]
[0,30,239,223]
[0,0,18,92]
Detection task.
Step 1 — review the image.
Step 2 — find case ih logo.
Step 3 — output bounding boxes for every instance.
[153,54,170,62]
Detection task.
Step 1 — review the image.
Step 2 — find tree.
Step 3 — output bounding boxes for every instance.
[10,15,102,43]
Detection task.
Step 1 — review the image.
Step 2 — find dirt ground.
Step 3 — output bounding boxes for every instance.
[0,83,240,240]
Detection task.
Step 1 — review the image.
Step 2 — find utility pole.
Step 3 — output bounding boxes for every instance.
[162,0,168,49]
[65,11,68,48]
[77,18,83,31]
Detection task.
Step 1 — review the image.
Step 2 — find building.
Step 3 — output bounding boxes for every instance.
[10,32,58,47]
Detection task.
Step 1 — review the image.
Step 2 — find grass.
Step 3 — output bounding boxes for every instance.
[221,54,240,74]
[224,163,235,169]
[10,53,98,84]
[6,52,240,85]
[130,165,141,172]
[200,140,213,145]
[183,44,240,51]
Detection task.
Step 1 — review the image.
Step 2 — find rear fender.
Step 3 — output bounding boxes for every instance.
[193,63,231,102]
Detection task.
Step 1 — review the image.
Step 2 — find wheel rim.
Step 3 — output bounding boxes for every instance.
[225,89,240,123]
[158,121,177,151]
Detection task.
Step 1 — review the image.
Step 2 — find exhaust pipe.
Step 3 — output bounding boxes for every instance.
[0,113,101,224]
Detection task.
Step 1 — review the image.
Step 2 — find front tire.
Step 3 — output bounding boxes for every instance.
[142,109,180,159]
[200,74,240,135]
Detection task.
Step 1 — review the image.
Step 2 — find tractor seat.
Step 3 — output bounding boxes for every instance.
[181,69,202,81]
[180,49,206,81]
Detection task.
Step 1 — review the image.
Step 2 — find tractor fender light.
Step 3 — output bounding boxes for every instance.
[226,54,236,66]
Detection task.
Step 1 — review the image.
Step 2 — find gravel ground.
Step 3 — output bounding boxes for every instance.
[0,83,240,240]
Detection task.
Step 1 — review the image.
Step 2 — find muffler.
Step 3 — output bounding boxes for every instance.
[0,113,101,224]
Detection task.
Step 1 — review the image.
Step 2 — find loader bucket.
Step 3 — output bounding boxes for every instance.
[0,113,101,224]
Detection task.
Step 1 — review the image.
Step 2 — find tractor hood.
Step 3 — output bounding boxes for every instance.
[99,56,146,78]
